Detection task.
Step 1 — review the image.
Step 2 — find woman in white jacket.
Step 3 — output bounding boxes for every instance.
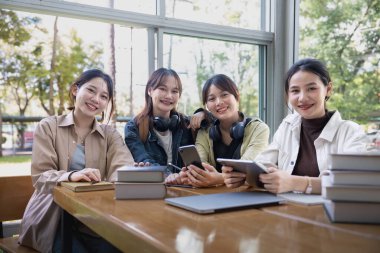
[222,58,368,194]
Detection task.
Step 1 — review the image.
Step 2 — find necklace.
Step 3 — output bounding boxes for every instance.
[77,135,87,145]
[75,127,91,145]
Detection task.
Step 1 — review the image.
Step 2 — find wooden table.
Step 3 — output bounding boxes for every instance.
[53,186,380,253]
[262,203,380,240]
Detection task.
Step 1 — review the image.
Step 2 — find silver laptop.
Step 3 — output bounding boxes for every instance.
[165,191,284,214]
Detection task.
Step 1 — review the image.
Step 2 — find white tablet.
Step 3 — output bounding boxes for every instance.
[217,158,268,188]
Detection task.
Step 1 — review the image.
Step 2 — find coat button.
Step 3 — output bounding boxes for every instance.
[290,161,294,165]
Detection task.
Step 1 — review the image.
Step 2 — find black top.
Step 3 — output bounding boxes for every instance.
[292,111,334,177]
[213,138,242,172]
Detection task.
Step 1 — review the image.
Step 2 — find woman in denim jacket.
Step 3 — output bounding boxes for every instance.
[124,68,205,181]
[222,59,368,194]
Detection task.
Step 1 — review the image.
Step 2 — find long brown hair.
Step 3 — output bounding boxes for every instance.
[135,68,183,127]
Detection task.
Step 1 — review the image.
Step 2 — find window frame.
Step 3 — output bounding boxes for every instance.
[0,0,299,137]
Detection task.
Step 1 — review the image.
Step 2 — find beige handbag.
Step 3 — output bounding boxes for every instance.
[18,190,61,253]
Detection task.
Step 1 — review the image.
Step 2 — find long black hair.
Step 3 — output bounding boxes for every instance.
[285,58,331,99]
[68,69,114,123]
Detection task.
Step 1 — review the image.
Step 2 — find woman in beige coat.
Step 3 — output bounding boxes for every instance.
[19,69,134,253]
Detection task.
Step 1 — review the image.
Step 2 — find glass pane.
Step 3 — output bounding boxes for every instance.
[166,0,262,30]
[64,0,156,15]
[163,34,260,117]
[0,10,149,174]
[299,0,380,129]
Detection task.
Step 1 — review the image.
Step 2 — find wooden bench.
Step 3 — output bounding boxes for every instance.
[0,176,37,253]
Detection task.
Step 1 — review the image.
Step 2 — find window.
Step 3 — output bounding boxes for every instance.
[0,0,278,175]
[64,0,156,15]
[163,34,260,116]
[165,0,263,30]
[299,0,380,127]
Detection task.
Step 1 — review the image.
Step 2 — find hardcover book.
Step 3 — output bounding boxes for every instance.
[329,153,380,171]
[116,166,166,182]
[324,200,380,224]
[61,181,114,192]
[114,182,166,199]
[330,171,380,186]
[322,176,380,202]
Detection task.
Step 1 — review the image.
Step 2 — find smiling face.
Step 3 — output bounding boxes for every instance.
[288,71,332,119]
[72,77,110,120]
[148,75,180,118]
[205,84,239,122]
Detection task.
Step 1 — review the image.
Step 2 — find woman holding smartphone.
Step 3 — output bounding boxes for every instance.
[168,74,270,187]
[222,58,368,194]
[124,68,205,183]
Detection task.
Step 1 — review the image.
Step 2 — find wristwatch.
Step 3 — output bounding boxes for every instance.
[305,176,312,194]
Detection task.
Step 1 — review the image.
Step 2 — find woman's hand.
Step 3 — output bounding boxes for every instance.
[186,163,223,187]
[69,168,101,182]
[134,162,151,167]
[165,173,183,185]
[222,165,246,188]
[259,167,295,193]
[189,111,206,131]
[165,167,192,186]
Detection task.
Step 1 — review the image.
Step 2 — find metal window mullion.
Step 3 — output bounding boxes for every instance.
[157,28,163,68]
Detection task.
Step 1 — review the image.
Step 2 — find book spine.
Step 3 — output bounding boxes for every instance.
[116,172,164,183]
[114,184,166,199]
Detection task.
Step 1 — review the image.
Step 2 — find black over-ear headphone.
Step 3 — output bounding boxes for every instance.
[209,116,252,141]
[153,112,181,132]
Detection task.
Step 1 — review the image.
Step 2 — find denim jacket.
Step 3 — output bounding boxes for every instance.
[124,117,194,172]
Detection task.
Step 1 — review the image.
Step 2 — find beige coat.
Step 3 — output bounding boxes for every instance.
[19,112,134,252]
[31,112,134,192]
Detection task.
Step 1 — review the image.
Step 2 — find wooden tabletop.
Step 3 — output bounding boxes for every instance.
[53,186,380,253]
[262,203,380,240]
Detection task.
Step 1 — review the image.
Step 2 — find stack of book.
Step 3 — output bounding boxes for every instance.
[322,153,380,224]
[114,166,167,199]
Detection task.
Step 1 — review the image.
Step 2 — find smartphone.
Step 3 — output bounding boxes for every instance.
[217,158,268,188]
[178,145,205,170]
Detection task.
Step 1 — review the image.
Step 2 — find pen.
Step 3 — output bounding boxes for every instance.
[168,162,182,173]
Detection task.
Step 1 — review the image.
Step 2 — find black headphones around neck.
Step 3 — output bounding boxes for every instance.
[209,113,252,141]
[153,112,181,132]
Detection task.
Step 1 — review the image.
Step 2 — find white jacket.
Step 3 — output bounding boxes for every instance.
[255,111,368,175]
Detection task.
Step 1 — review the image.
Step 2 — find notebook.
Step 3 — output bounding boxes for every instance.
[277,193,325,205]
[165,191,284,214]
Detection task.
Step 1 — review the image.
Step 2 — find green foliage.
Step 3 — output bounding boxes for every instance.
[0,155,31,164]
[0,9,37,46]
[191,0,260,118]
[51,30,103,114]
[300,0,380,123]
[0,11,104,118]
